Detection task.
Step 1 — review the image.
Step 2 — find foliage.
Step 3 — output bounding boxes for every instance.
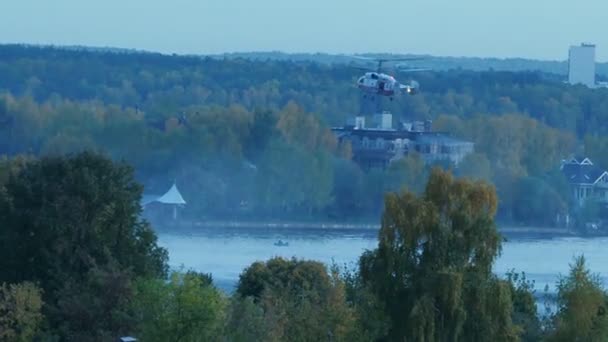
[50,262,135,341]
[437,113,575,222]
[456,152,493,181]
[0,282,44,342]
[547,256,608,341]
[236,257,358,341]
[0,45,605,222]
[385,153,428,194]
[506,271,542,342]
[2,150,608,341]
[132,272,226,342]
[585,134,608,171]
[0,152,168,339]
[340,264,390,341]
[512,177,566,226]
[359,168,522,341]
[222,296,270,342]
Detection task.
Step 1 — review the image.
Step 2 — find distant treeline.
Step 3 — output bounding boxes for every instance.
[1,44,608,225]
[221,51,608,76]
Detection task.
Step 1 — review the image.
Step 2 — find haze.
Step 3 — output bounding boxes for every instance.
[1,0,607,60]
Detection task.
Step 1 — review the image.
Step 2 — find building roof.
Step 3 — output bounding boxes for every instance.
[142,183,186,206]
[561,158,607,185]
[332,126,474,145]
[141,194,162,206]
[119,338,138,342]
[156,183,186,205]
[332,127,411,140]
[412,132,473,145]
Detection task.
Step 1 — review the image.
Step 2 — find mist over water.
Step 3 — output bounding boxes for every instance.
[157,228,608,293]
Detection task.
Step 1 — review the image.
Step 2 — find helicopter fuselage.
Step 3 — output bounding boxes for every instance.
[357,72,397,96]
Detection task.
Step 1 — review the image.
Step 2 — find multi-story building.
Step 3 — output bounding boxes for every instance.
[561,157,608,207]
[333,112,474,170]
[410,132,474,166]
[568,43,596,88]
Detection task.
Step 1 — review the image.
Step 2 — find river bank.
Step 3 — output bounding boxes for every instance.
[154,219,583,237]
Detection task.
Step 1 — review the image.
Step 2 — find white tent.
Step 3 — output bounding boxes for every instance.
[142,183,186,220]
[156,183,186,205]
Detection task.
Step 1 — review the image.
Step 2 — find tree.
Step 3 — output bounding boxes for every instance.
[457,152,493,181]
[506,271,542,342]
[246,108,278,157]
[0,43,606,223]
[51,262,136,341]
[585,134,608,170]
[0,155,31,186]
[132,272,226,342]
[0,152,168,338]
[254,139,333,216]
[223,297,270,342]
[547,256,608,341]
[512,177,566,226]
[341,265,390,341]
[327,159,365,218]
[236,257,358,341]
[359,168,522,341]
[385,153,427,194]
[0,282,44,342]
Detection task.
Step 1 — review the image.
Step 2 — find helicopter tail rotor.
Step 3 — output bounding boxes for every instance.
[399,80,420,95]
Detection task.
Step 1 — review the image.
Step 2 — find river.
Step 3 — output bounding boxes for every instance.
[157,227,608,294]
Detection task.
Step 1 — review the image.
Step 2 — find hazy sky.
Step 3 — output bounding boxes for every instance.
[1,0,607,61]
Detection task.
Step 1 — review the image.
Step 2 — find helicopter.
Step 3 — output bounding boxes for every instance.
[352,56,428,100]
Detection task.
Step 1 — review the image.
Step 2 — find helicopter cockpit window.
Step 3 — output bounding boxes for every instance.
[371,73,378,80]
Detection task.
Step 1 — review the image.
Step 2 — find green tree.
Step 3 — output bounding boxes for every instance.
[236,257,358,341]
[585,134,608,170]
[506,271,542,342]
[254,140,333,216]
[512,177,566,226]
[0,155,31,186]
[223,297,270,342]
[328,159,365,219]
[457,152,493,181]
[547,256,608,341]
[385,153,427,194]
[51,262,135,341]
[132,272,226,342]
[360,168,522,341]
[0,152,168,339]
[341,265,390,341]
[0,282,44,342]
[246,108,279,157]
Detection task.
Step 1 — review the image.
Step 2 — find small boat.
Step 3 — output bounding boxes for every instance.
[274,240,289,247]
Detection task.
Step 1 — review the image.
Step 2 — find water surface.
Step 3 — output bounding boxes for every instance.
[157,228,608,293]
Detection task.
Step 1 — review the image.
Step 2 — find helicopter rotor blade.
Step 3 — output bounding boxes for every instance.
[349,66,373,71]
[346,55,428,72]
[396,67,431,73]
[349,55,426,62]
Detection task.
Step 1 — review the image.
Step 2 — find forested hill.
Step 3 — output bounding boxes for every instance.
[220,51,608,77]
[2,44,608,133]
[1,44,608,224]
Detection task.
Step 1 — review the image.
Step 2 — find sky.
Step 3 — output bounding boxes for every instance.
[1,0,607,61]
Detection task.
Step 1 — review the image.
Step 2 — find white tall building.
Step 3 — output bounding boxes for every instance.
[568,43,596,88]
[373,111,393,130]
